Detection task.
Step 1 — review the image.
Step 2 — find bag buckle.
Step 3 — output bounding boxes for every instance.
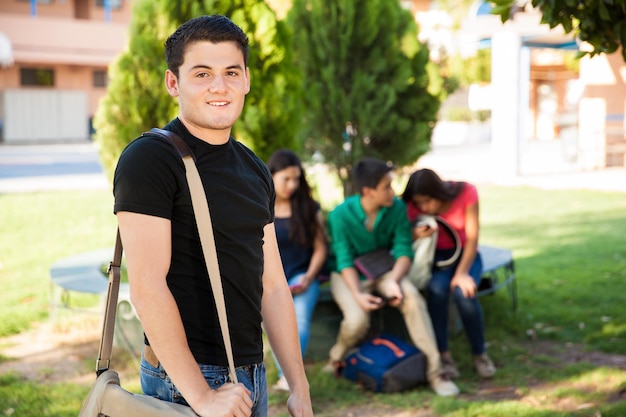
[96,358,110,376]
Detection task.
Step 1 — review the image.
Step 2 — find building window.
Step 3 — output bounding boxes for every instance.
[20,68,55,87]
[93,70,108,87]
[95,0,122,9]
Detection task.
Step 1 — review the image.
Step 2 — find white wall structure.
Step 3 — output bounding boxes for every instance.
[460,2,583,175]
[577,98,606,170]
[2,90,88,143]
[490,31,523,177]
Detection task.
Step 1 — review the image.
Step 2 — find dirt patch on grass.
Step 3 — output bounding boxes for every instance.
[0,316,136,385]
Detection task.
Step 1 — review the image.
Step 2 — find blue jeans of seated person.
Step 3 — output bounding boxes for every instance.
[140,352,268,417]
[427,249,485,355]
[272,272,320,378]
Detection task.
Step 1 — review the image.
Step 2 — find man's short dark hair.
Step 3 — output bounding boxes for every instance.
[352,158,394,195]
[165,15,249,78]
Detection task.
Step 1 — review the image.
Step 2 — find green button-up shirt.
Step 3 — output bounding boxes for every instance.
[328,194,414,275]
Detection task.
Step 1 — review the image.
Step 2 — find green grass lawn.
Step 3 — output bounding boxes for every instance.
[478,185,626,354]
[0,190,116,337]
[1,184,626,416]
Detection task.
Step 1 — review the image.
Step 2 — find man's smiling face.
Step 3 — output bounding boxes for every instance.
[165,40,250,142]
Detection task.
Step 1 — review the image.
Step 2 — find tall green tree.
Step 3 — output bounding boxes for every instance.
[94,0,300,180]
[289,0,441,194]
[489,0,626,61]
[94,0,168,180]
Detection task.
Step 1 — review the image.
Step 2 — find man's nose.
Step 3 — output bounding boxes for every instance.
[209,75,227,92]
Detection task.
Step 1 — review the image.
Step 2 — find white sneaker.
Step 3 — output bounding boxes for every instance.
[429,373,460,397]
[272,375,290,392]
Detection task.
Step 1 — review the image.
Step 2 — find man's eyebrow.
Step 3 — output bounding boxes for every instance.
[189,64,245,71]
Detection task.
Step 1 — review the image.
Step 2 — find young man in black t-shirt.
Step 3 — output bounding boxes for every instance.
[113,15,313,417]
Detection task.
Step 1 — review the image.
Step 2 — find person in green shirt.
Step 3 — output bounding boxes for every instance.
[325,158,459,397]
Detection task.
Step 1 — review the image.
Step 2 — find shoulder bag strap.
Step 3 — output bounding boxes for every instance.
[148,128,238,384]
[96,229,122,375]
[96,128,238,384]
[434,215,462,268]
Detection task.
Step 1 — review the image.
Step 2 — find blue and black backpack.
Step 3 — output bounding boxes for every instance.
[342,334,427,393]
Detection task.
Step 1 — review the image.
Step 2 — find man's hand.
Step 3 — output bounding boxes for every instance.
[355,291,385,312]
[287,391,314,417]
[193,383,252,417]
[377,279,404,308]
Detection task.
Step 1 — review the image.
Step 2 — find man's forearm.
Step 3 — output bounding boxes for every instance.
[133,285,212,410]
[341,267,363,296]
[390,255,412,281]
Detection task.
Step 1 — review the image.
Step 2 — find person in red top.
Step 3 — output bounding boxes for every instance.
[402,168,496,379]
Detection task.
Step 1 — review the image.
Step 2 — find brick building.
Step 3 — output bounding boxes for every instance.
[1,0,624,168]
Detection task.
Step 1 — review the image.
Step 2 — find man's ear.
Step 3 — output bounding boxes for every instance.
[245,67,251,94]
[164,69,179,97]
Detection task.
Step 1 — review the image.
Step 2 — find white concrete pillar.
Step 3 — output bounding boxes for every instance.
[490,31,523,177]
[578,98,606,170]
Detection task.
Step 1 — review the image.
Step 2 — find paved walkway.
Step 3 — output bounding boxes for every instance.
[417,142,626,193]
[0,143,108,193]
[0,141,624,194]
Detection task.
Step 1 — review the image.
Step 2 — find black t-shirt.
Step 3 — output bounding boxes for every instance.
[113,118,275,367]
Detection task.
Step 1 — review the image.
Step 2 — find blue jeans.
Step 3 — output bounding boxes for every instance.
[427,250,486,355]
[140,351,268,417]
[272,272,320,378]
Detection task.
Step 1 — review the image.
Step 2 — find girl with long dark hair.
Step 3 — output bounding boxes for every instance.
[402,168,496,379]
[266,149,327,391]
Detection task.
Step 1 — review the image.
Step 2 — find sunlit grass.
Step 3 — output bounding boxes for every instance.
[1,183,626,415]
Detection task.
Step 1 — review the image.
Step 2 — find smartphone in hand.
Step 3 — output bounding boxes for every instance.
[381,295,398,305]
[373,294,397,306]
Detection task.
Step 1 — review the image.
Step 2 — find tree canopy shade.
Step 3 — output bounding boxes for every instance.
[94,0,299,180]
[488,0,626,61]
[288,0,441,192]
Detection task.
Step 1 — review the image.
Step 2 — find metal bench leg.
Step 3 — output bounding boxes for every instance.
[509,272,518,311]
[49,281,65,325]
